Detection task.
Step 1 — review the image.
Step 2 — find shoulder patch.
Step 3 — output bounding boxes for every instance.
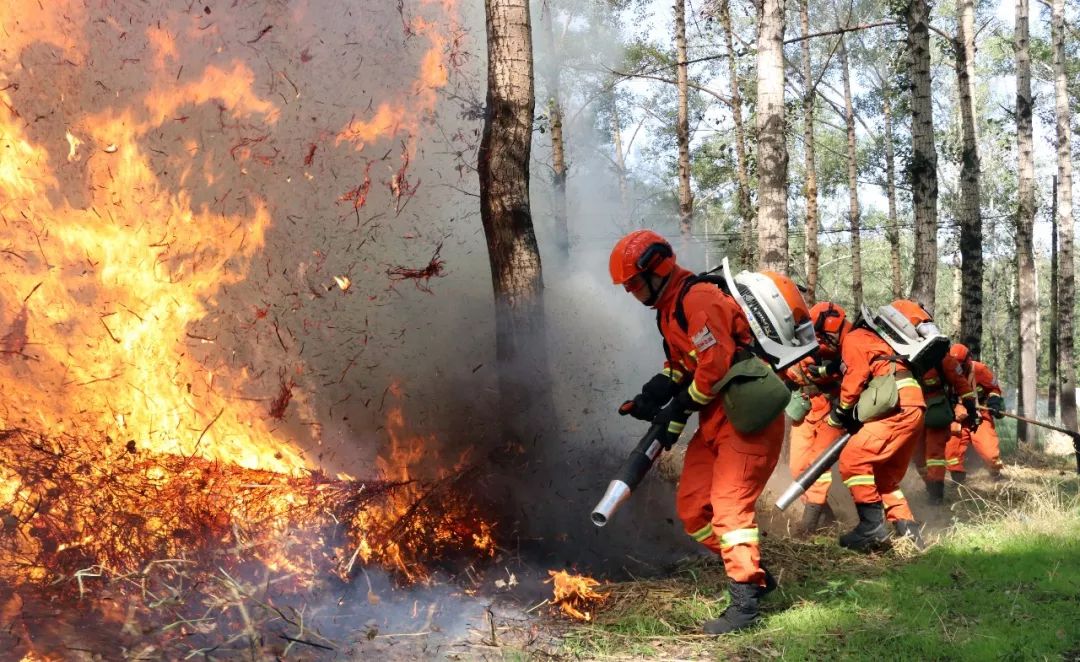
[692,325,718,353]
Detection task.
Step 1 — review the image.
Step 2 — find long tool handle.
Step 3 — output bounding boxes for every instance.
[980,405,1080,474]
[775,432,851,511]
[591,422,666,527]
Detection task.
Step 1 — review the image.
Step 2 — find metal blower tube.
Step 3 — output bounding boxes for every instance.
[591,422,666,527]
[775,432,851,511]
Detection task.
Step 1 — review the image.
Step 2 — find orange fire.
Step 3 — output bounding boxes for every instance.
[0,0,483,621]
[548,570,609,622]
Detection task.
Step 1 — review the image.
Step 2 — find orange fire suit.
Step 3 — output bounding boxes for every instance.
[785,355,841,506]
[654,267,783,587]
[826,328,926,522]
[946,360,1003,474]
[913,356,976,482]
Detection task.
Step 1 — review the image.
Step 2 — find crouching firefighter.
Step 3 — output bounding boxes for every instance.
[783,302,848,535]
[609,230,816,634]
[823,300,947,551]
[945,343,1005,481]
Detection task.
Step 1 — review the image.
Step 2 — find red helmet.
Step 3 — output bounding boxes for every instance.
[609,230,676,286]
[950,343,971,363]
[809,301,851,352]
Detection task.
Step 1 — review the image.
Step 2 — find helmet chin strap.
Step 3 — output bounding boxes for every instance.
[642,273,669,307]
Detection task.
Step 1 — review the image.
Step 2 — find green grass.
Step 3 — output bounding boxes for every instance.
[560,473,1080,661]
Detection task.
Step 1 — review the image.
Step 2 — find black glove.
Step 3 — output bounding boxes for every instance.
[619,373,681,422]
[827,404,861,434]
[963,398,981,431]
[986,394,1005,420]
[652,389,701,449]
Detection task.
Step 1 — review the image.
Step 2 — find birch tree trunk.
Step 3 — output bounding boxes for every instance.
[719,0,754,268]
[840,35,863,308]
[539,1,569,256]
[1052,0,1077,432]
[882,83,903,298]
[479,0,548,434]
[675,0,693,238]
[904,0,939,311]
[755,0,789,272]
[1015,0,1038,443]
[801,0,820,301]
[955,0,983,353]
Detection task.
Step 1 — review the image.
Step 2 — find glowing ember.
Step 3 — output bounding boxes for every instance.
[547,570,609,622]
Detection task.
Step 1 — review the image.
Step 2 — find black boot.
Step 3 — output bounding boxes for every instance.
[950,471,966,485]
[893,520,926,550]
[798,503,824,535]
[839,502,890,552]
[703,582,761,634]
[926,480,945,505]
[759,566,777,597]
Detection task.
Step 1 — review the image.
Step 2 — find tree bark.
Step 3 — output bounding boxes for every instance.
[719,0,754,268]
[755,0,789,272]
[1051,176,1060,419]
[955,0,983,353]
[675,0,693,238]
[882,83,903,299]
[1052,0,1077,432]
[801,0,820,301]
[539,1,569,257]
[479,0,547,435]
[1015,0,1037,443]
[839,35,862,309]
[904,0,938,311]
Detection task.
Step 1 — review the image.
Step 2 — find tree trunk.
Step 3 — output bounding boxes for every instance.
[539,1,569,256]
[955,0,983,353]
[755,0,788,272]
[1052,0,1077,432]
[675,0,693,238]
[479,0,547,437]
[801,0,820,301]
[1015,0,1037,443]
[719,0,754,268]
[882,84,903,299]
[1051,176,1060,419]
[611,99,629,217]
[904,0,938,311]
[839,36,863,309]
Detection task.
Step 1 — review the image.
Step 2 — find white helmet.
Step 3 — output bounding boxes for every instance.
[861,302,950,373]
[722,258,817,370]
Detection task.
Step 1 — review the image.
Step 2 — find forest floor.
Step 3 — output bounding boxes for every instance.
[497,435,1080,661]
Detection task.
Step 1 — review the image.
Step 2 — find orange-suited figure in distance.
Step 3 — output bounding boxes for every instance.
[610,229,813,634]
[784,302,848,534]
[945,344,1005,482]
[889,303,978,505]
[824,300,928,550]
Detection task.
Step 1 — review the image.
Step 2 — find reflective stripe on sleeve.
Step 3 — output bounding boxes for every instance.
[815,473,833,484]
[662,367,685,382]
[896,378,920,391]
[688,381,714,406]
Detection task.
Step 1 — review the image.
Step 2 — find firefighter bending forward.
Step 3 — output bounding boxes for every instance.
[610,230,811,634]
[825,300,928,550]
[946,344,1005,482]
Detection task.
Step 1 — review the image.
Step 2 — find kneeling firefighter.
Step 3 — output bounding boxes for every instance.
[945,344,1005,481]
[824,300,947,550]
[609,230,816,634]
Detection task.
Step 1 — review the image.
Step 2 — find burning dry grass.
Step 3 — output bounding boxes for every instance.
[546,570,609,622]
[0,426,497,657]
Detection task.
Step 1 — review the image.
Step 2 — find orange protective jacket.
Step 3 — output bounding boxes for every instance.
[971,361,1002,402]
[836,327,926,412]
[785,355,841,419]
[921,354,976,404]
[654,267,758,436]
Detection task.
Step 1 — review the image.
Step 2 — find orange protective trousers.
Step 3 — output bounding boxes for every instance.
[912,426,951,482]
[676,415,784,585]
[788,394,834,505]
[946,415,1002,473]
[836,404,924,522]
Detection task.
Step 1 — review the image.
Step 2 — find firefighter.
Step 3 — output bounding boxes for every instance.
[824,300,928,550]
[785,302,848,534]
[945,344,1005,482]
[888,302,978,504]
[610,229,814,634]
